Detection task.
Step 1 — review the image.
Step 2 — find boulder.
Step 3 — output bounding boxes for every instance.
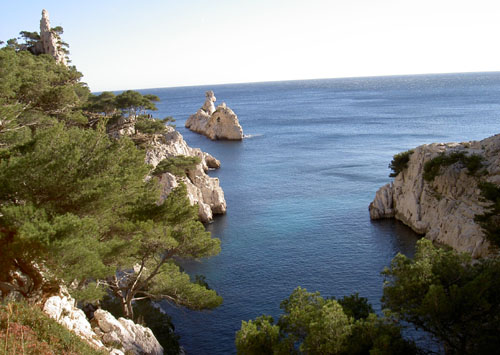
[94,310,163,355]
[42,289,163,354]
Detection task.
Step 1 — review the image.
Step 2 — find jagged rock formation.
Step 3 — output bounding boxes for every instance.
[369,134,500,257]
[93,310,163,355]
[185,91,244,140]
[33,9,67,65]
[43,289,163,354]
[108,119,226,222]
[146,126,226,222]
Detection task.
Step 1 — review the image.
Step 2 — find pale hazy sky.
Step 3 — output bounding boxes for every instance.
[2,0,500,91]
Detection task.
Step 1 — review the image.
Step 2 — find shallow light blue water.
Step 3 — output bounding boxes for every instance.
[138,73,500,354]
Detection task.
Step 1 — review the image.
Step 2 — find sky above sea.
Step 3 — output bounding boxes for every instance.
[2,1,500,92]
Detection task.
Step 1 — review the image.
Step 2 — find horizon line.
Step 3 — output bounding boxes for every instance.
[91,70,500,94]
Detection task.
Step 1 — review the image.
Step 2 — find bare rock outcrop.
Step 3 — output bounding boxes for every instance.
[32,9,67,65]
[370,134,500,257]
[185,91,244,140]
[94,310,163,355]
[146,126,226,222]
[43,290,163,354]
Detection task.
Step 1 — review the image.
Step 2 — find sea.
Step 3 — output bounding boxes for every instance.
[137,73,500,354]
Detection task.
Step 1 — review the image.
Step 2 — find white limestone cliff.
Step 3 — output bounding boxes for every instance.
[369,134,500,257]
[145,126,226,222]
[185,91,244,140]
[33,9,67,65]
[43,289,163,354]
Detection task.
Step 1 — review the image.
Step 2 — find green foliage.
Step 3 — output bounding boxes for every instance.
[236,287,415,355]
[474,182,500,248]
[0,301,105,354]
[382,239,500,354]
[388,150,413,178]
[135,116,167,134]
[0,47,89,145]
[336,293,373,320]
[152,155,201,177]
[86,91,117,116]
[0,123,150,292]
[423,151,484,182]
[115,90,158,118]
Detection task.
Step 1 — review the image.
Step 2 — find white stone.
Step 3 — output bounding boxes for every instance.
[34,9,67,65]
[146,126,227,221]
[43,291,105,349]
[185,92,244,140]
[94,309,163,355]
[201,90,216,115]
[369,134,500,257]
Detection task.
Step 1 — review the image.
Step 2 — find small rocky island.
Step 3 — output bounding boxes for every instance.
[185,90,244,140]
[370,134,500,257]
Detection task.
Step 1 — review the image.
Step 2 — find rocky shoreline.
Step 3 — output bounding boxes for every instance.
[369,134,500,257]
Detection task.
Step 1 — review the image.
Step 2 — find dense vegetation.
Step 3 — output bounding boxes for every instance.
[388,150,413,177]
[152,155,202,177]
[423,151,484,182]
[474,182,500,247]
[0,301,105,354]
[237,240,500,355]
[236,288,417,355]
[0,33,221,349]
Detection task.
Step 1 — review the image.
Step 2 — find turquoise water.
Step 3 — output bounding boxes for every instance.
[139,73,500,354]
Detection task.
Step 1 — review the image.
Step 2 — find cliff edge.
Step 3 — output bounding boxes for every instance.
[370,134,500,257]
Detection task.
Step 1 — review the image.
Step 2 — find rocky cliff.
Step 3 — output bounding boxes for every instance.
[185,91,244,140]
[145,126,226,222]
[107,118,226,222]
[369,134,500,257]
[43,289,163,355]
[32,9,67,65]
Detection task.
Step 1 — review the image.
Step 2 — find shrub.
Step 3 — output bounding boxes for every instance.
[474,182,500,248]
[423,151,484,182]
[152,155,201,177]
[388,150,413,177]
[135,117,167,135]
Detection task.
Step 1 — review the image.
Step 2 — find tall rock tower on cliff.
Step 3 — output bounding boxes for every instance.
[35,9,67,65]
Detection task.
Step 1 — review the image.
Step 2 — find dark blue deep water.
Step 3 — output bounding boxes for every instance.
[138,73,500,354]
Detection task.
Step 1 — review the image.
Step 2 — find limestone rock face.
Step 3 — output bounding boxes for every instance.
[34,9,67,65]
[43,292,105,349]
[369,134,500,257]
[146,126,226,222]
[94,310,163,355]
[42,290,163,355]
[185,92,244,140]
[201,90,216,115]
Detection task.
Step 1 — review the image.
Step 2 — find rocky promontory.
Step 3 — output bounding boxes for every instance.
[146,126,226,222]
[370,134,500,257]
[108,118,226,222]
[185,91,244,140]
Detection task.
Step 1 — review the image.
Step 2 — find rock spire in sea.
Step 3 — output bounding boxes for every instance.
[185,91,244,140]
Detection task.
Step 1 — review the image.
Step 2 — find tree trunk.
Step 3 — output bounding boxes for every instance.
[122,295,134,319]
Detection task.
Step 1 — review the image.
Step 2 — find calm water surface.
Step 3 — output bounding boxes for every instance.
[138,73,500,354]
